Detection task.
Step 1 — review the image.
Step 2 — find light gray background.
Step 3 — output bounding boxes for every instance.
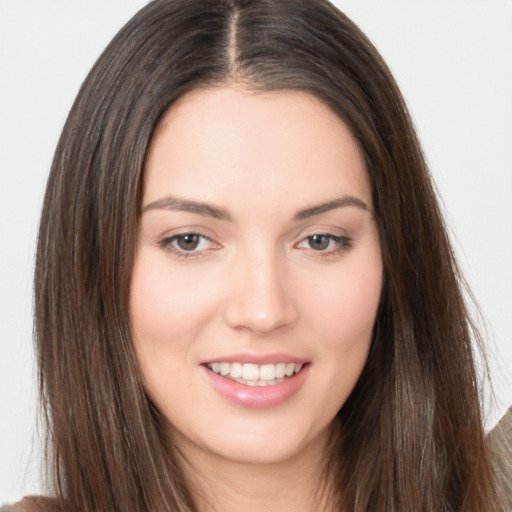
[1,0,511,503]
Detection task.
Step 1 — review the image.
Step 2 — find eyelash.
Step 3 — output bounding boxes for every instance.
[159,233,217,260]
[295,234,353,255]
[158,232,353,259]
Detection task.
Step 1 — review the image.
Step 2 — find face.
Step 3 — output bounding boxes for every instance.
[131,87,382,467]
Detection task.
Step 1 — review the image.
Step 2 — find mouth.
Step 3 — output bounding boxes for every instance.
[205,362,304,387]
[201,358,310,408]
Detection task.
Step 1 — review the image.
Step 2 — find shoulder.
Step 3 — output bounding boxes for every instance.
[0,497,61,512]
[488,406,512,462]
[487,406,512,509]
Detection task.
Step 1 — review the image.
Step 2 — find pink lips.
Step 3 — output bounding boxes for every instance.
[200,355,309,409]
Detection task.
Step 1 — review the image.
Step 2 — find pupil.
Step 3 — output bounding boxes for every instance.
[309,234,329,250]
[177,234,200,251]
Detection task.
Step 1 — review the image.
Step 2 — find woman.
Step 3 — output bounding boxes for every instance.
[4,0,505,510]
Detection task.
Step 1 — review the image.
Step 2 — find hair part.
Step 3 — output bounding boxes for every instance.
[35,1,499,510]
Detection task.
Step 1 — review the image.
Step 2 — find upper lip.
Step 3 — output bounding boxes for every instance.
[200,353,309,365]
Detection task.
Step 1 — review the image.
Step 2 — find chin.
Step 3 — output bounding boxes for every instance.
[172,416,334,468]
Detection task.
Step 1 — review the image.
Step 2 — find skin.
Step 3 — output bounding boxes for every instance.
[130,87,383,511]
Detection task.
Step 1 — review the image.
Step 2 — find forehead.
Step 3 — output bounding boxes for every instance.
[143,87,371,213]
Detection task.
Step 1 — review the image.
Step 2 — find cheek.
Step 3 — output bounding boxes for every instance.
[129,253,219,406]
[130,252,218,351]
[301,257,382,349]
[290,257,382,425]
[298,255,382,412]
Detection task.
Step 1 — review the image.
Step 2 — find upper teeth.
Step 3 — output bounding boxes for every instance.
[207,362,303,381]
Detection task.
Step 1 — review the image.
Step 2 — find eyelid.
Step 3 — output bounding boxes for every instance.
[293,232,353,255]
[158,231,221,259]
[156,226,353,260]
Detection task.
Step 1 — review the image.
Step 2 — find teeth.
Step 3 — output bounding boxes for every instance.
[260,364,275,380]
[275,363,286,379]
[242,363,259,381]
[230,362,242,379]
[207,361,303,384]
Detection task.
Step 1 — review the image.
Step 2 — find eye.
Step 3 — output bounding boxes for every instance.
[173,234,203,251]
[295,233,352,253]
[159,233,219,259]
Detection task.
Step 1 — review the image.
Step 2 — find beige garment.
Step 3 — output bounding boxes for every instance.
[0,496,61,512]
[487,406,512,511]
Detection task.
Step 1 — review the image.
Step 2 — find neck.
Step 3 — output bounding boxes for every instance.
[177,427,339,512]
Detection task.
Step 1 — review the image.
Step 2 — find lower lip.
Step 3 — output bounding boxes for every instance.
[200,365,309,409]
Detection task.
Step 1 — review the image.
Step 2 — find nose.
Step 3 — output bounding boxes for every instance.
[223,244,298,335]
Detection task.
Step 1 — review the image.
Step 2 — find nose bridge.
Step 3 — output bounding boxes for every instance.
[224,239,297,334]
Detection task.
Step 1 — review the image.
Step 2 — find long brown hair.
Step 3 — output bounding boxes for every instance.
[34,0,499,510]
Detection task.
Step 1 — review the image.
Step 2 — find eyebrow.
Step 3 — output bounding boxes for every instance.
[142,194,369,221]
[293,195,369,220]
[142,196,233,221]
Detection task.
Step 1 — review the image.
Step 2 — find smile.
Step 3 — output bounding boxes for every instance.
[201,358,309,408]
[206,362,303,386]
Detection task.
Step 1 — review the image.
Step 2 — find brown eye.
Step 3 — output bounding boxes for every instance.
[295,233,352,254]
[307,234,331,251]
[159,233,219,259]
[176,234,201,251]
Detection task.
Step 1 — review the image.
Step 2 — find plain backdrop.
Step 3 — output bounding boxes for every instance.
[1,0,511,503]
